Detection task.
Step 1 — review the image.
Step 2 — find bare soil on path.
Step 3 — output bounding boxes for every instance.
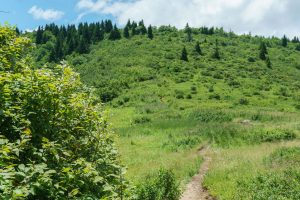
[180,146,215,200]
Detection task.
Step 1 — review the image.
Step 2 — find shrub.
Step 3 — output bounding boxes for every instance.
[237,170,300,200]
[133,116,151,124]
[0,26,130,199]
[256,129,296,142]
[136,169,181,200]
[189,110,233,122]
[264,147,300,166]
[174,90,185,99]
[239,98,249,105]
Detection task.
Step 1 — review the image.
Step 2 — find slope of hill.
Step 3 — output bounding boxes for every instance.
[32,23,300,199]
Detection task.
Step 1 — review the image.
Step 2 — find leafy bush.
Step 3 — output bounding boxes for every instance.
[239,98,249,105]
[237,170,300,200]
[0,26,130,199]
[189,110,233,122]
[133,116,151,124]
[256,129,296,142]
[264,147,300,166]
[136,169,181,200]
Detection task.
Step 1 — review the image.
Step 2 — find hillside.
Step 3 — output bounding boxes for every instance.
[31,23,300,199]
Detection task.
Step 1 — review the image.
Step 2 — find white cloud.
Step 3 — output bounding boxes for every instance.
[76,0,300,37]
[28,6,64,21]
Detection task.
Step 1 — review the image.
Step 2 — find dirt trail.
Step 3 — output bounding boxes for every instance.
[180,146,215,200]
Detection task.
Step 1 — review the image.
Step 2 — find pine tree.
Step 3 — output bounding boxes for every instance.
[131,21,138,36]
[296,43,300,51]
[138,20,147,35]
[48,46,56,62]
[36,26,43,44]
[54,35,64,61]
[212,40,220,59]
[123,26,130,38]
[282,35,288,47]
[292,36,299,43]
[105,20,113,33]
[15,27,20,35]
[77,36,89,54]
[195,41,202,55]
[147,25,153,40]
[126,19,132,29]
[181,46,188,61]
[266,56,272,69]
[184,23,192,42]
[109,25,121,40]
[259,42,268,60]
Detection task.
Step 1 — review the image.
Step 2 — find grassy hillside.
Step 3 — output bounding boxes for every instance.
[35,25,300,199]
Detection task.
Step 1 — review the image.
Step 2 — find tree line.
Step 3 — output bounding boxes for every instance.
[34,20,154,62]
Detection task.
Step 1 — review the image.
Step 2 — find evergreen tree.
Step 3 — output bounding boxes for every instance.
[104,20,113,33]
[266,56,272,69]
[123,26,130,38]
[48,46,56,62]
[108,25,121,40]
[282,35,288,47]
[259,42,268,60]
[15,27,20,35]
[296,43,300,51]
[184,23,192,42]
[54,35,64,61]
[212,40,220,59]
[36,26,43,44]
[181,46,188,61]
[292,36,299,43]
[92,23,104,42]
[126,19,132,29]
[131,21,138,36]
[138,20,147,35]
[77,36,89,54]
[195,41,202,55]
[147,25,153,40]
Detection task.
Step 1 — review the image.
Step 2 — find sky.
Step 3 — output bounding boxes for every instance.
[0,0,299,37]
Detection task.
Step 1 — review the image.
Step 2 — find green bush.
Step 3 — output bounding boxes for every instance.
[0,26,130,199]
[256,129,296,142]
[133,116,152,124]
[136,169,181,200]
[189,110,233,122]
[264,147,300,166]
[237,170,300,200]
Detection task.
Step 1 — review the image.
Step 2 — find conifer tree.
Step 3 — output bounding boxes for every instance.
[15,27,20,35]
[138,20,147,35]
[123,26,130,38]
[77,36,89,54]
[131,21,138,36]
[184,23,192,42]
[181,46,188,61]
[36,26,43,44]
[105,20,113,33]
[296,43,300,51]
[195,41,202,55]
[126,19,132,29]
[292,36,299,43]
[282,35,288,47]
[212,40,220,59]
[259,42,268,60]
[147,25,153,40]
[266,56,272,69]
[108,25,121,40]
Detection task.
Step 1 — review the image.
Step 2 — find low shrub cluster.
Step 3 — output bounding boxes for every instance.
[136,169,181,200]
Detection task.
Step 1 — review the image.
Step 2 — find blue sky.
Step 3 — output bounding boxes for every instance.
[0,0,300,37]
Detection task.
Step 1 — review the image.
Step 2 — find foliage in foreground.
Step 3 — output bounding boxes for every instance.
[0,26,130,199]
